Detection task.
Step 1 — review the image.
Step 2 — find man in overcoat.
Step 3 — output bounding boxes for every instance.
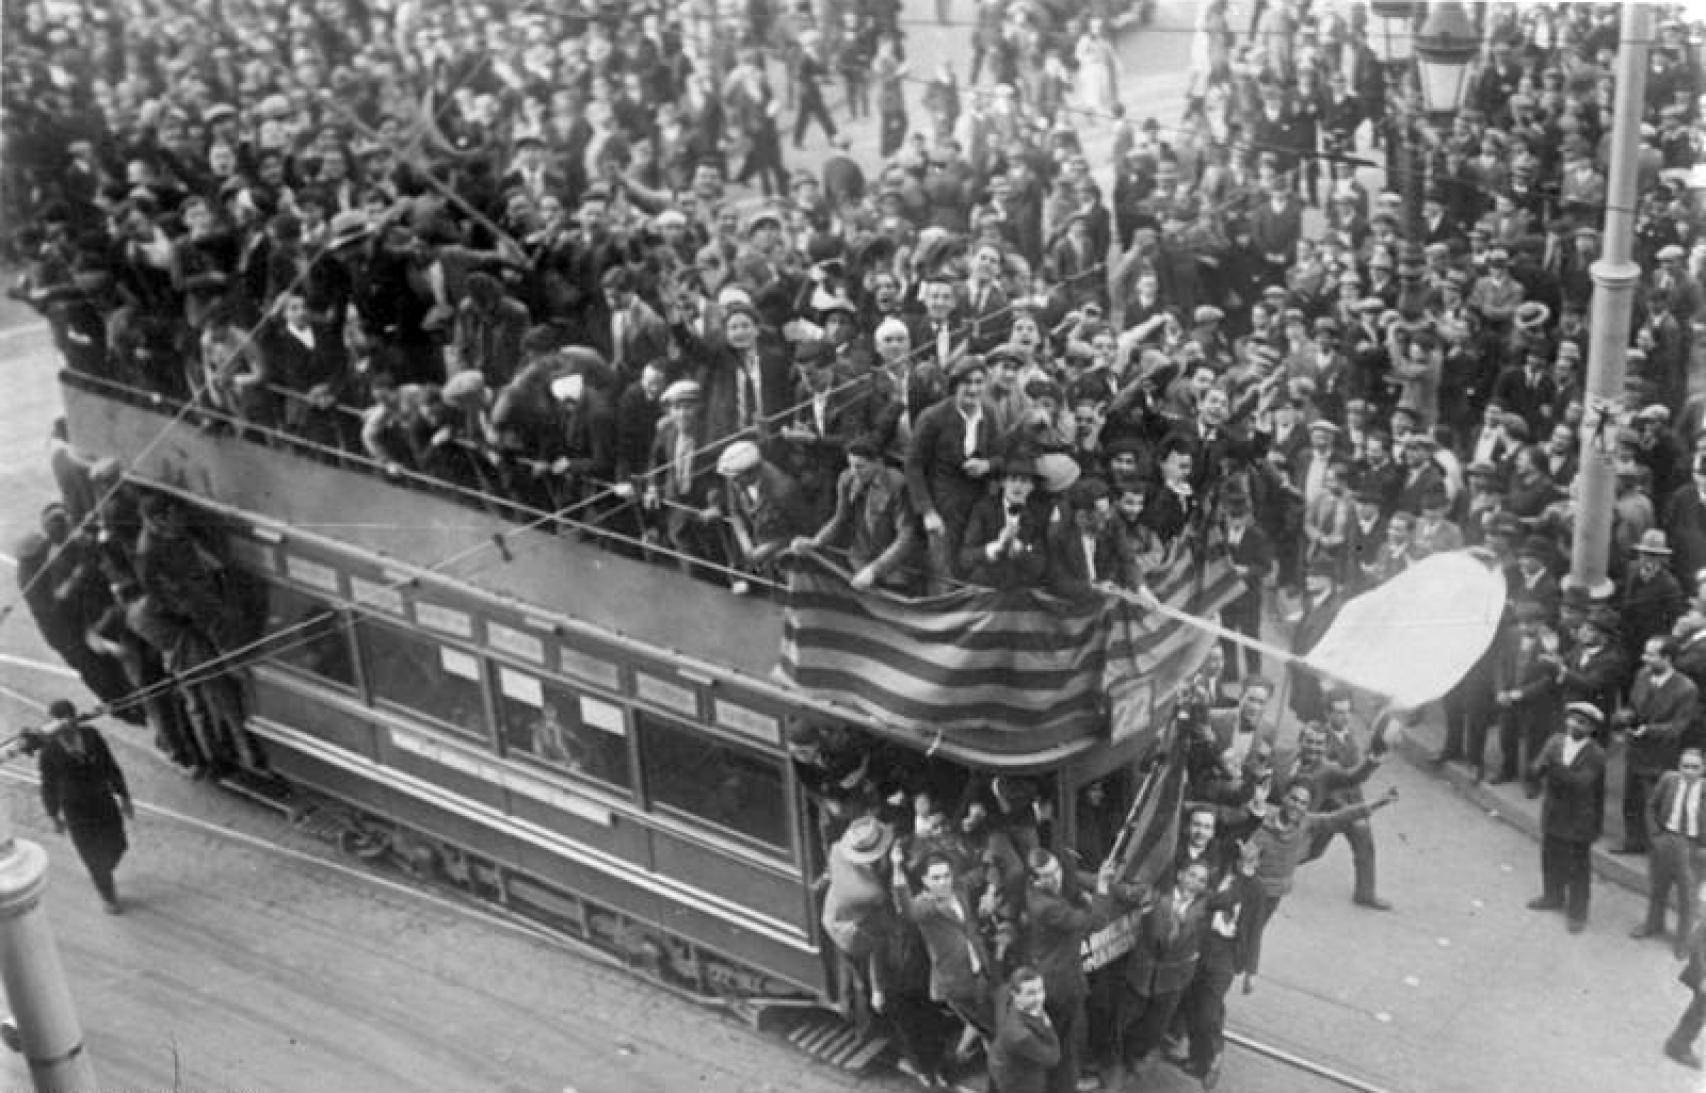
[1528,703,1608,933]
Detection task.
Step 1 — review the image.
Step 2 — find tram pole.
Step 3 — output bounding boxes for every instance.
[0,739,98,1093]
[1567,2,1653,599]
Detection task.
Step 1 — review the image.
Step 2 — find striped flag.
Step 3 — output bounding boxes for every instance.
[777,541,1244,746]
[1104,536,1248,751]
[779,551,1108,737]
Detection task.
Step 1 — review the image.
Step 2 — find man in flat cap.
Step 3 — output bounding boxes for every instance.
[1528,702,1608,934]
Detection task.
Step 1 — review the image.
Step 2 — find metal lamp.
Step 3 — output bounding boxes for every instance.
[1415,2,1479,123]
[1367,0,1417,64]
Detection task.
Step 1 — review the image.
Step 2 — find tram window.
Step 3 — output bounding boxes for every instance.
[263,584,356,689]
[495,667,631,792]
[357,621,490,740]
[638,712,788,853]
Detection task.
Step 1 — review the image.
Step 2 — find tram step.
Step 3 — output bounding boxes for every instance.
[783,1014,891,1073]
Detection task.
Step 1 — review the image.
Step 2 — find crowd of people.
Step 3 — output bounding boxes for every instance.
[6,0,1706,1086]
[800,671,1402,1091]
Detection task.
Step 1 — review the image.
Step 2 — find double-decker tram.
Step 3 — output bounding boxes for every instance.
[59,364,1213,1052]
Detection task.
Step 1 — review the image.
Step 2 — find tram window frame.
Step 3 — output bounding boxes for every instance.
[259,581,359,692]
[355,618,493,744]
[636,709,793,858]
[493,664,634,796]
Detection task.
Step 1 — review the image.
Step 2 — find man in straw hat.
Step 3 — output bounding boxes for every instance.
[1623,529,1689,664]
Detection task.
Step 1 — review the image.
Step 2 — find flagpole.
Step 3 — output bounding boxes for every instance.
[1100,758,1160,878]
[1101,584,1308,672]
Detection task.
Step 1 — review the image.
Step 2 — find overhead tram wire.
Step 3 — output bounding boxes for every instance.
[0,56,491,637]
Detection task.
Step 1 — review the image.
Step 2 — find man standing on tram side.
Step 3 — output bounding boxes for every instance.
[892,846,997,1084]
[37,700,134,914]
[1174,818,1260,1090]
[1021,849,1116,1093]
[988,966,1061,1093]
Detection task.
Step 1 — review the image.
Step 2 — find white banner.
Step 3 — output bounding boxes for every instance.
[1305,552,1508,710]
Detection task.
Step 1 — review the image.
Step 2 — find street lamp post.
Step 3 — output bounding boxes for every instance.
[1414,3,1480,126]
[1367,2,1423,243]
[1368,2,1477,247]
[1568,3,1654,599]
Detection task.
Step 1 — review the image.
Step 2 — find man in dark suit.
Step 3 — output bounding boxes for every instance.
[1619,637,1701,854]
[1663,454,1706,590]
[1022,850,1113,1093]
[1142,438,1200,546]
[712,440,812,593]
[798,436,923,595]
[1307,697,1391,909]
[1528,703,1609,933]
[1495,600,1564,792]
[1393,433,1446,516]
[678,301,794,445]
[1511,538,1562,624]
[1636,749,1706,953]
[1622,532,1689,663]
[897,849,996,1070]
[1173,807,1233,888]
[1218,494,1273,681]
[907,358,999,592]
[1342,486,1389,593]
[1488,346,1558,440]
[989,966,1061,1093]
[1202,677,1280,783]
[777,339,868,528]
[1120,858,1214,1075]
[597,266,671,388]
[1546,607,1629,728]
[1179,842,1260,1087]
[908,277,971,371]
[962,241,1012,354]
